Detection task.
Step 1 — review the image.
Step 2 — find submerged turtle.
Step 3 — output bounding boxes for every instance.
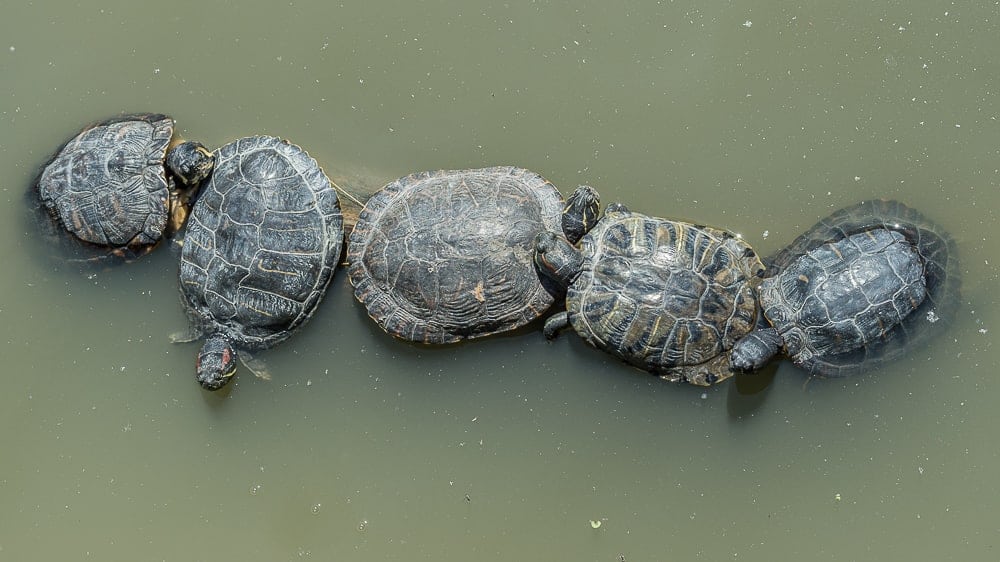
[535,204,766,386]
[35,113,214,260]
[730,199,960,377]
[347,166,599,343]
[173,136,343,391]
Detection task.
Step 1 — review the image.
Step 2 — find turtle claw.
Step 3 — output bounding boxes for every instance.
[169,328,201,344]
[241,354,272,381]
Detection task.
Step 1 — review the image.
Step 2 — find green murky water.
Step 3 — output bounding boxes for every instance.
[2,1,998,559]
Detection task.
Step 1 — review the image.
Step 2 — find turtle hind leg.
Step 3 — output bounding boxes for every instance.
[660,354,737,386]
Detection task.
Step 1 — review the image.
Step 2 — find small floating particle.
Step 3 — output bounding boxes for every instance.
[590,519,602,529]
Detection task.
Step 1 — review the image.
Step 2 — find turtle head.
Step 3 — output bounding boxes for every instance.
[196,336,238,391]
[561,185,601,244]
[730,327,782,373]
[533,231,584,289]
[166,141,215,186]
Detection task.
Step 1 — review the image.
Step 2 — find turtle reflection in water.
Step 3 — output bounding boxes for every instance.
[730,199,959,377]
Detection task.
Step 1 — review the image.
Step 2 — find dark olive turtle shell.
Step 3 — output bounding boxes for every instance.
[179,136,343,349]
[567,209,764,386]
[35,113,174,255]
[347,166,564,343]
[761,199,959,376]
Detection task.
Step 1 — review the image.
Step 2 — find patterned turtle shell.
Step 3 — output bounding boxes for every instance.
[35,113,212,260]
[179,135,343,351]
[348,166,566,343]
[562,207,765,386]
[733,199,959,376]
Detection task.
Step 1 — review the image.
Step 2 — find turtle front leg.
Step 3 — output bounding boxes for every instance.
[543,311,571,340]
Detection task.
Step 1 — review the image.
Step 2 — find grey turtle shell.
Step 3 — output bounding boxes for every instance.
[35,114,175,254]
[567,208,764,386]
[348,166,564,343]
[753,199,959,376]
[179,135,343,349]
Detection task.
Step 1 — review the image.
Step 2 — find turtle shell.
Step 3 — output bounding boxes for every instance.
[760,199,959,376]
[35,113,175,257]
[347,166,564,343]
[178,136,343,349]
[567,209,764,386]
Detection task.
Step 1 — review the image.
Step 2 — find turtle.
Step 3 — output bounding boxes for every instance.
[729,199,960,377]
[172,135,343,391]
[347,166,600,343]
[34,113,214,260]
[534,203,766,386]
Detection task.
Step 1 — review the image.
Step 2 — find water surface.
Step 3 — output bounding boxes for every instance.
[2,1,997,560]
